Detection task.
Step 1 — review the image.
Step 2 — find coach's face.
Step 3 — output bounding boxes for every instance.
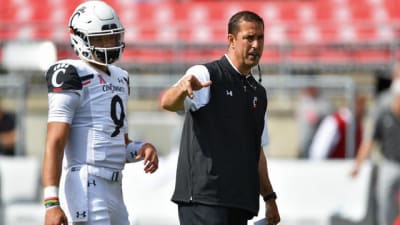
[228,20,264,74]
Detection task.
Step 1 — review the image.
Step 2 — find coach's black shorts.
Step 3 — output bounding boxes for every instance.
[178,202,251,225]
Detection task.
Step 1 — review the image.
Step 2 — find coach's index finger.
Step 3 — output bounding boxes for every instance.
[201,80,212,88]
[190,75,212,91]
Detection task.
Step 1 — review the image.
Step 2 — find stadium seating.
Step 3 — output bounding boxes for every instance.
[0,0,399,68]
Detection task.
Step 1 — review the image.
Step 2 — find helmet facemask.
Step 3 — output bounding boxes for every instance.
[87,31,125,65]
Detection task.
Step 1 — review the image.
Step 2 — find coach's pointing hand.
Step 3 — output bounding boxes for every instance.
[177,74,212,99]
[160,74,212,112]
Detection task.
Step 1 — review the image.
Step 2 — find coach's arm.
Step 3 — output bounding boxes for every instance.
[259,148,280,225]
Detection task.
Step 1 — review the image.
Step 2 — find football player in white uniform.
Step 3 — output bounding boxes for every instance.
[42,1,158,225]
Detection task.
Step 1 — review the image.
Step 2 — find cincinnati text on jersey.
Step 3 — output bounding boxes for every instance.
[102,83,126,93]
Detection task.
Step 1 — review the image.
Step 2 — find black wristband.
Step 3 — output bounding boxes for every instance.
[263,191,277,202]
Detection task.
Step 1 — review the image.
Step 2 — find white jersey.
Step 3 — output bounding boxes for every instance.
[46,59,130,170]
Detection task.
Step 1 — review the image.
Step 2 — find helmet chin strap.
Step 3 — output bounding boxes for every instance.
[79,51,109,68]
[81,55,108,67]
[81,45,123,66]
[93,48,121,65]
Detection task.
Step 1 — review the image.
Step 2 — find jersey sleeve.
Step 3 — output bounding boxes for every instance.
[45,62,82,93]
[47,92,81,124]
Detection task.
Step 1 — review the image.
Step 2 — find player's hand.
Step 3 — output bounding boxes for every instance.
[135,143,158,173]
[45,206,68,225]
[177,74,212,99]
[265,200,280,225]
[350,166,360,178]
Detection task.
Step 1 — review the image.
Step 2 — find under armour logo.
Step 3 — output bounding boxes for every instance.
[88,179,96,187]
[76,211,87,218]
[226,90,233,96]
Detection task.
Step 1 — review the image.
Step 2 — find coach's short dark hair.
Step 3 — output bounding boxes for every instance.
[228,11,264,36]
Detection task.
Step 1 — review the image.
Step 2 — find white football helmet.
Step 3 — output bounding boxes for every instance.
[69,1,125,65]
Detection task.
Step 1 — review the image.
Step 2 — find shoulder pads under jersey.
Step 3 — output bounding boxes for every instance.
[46,63,82,93]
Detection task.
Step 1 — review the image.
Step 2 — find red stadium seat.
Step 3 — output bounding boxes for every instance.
[354,50,392,63]
[317,50,352,64]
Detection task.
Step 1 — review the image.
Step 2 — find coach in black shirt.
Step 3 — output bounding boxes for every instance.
[160,11,280,225]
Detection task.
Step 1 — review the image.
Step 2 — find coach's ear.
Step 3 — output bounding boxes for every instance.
[228,34,235,49]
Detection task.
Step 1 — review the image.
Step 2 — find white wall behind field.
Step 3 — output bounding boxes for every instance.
[122,157,375,225]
